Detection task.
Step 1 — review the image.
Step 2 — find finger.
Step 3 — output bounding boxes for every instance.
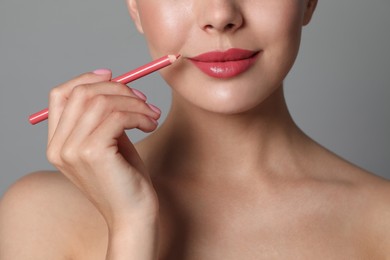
[90,111,159,146]
[48,70,112,143]
[64,95,160,147]
[50,80,149,146]
[63,111,157,175]
[47,82,150,167]
[50,81,139,143]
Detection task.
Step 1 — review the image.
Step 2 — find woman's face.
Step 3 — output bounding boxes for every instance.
[127,0,317,114]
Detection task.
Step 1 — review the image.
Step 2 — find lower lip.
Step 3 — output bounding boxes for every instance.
[189,52,259,79]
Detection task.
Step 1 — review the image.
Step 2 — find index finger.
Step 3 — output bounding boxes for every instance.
[48,70,112,143]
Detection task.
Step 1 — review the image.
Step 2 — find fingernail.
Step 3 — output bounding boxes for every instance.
[93,68,111,75]
[148,103,161,114]
[131,88,147,101]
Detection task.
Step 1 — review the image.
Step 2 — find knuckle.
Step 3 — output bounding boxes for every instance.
[79,144,100,163]
[60,145,78,164]
[70,84,90,99]
[90,94,110,109]
[79,147,92,161]
[49,87,62,101]
[46,149,56,164]
[46,146,62,167]
[110,110,127,121]
[59,142,99,165]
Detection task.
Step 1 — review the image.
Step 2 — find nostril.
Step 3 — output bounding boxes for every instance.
[204,23,237,32]
[204,24,214,30]
[225,23,235,30]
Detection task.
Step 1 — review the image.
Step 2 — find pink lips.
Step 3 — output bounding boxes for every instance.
[188,48,259,79]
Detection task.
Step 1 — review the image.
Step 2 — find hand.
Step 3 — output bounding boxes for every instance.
[46,69,161,228]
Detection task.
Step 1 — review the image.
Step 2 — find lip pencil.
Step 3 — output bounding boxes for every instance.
[29,54,181,125]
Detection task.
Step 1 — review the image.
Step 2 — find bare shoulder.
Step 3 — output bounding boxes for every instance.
[335,158,390,208]
[0,171,108,259]
[328,158,390,256]
[352,168,390,255]
[306,142,390,255]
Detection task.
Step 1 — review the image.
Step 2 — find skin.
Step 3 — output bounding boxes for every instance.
[1,0,390,259]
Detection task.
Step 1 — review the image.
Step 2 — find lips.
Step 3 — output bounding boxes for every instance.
[188,48,260,79]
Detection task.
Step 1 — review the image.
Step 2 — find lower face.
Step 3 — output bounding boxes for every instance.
[132,0,306,115]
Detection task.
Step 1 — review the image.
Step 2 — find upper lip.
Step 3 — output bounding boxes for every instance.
[188,48,259,62]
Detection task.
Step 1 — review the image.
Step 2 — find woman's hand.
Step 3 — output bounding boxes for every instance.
[46,69,160,241]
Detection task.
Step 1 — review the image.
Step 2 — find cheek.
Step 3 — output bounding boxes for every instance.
[251,1,304,77]
[137,2,192,57]
[269,2,303,50]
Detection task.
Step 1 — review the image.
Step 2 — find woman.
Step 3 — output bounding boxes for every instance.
[1,0,389,259]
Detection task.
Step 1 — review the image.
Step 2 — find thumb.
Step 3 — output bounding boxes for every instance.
[92,68,112,81]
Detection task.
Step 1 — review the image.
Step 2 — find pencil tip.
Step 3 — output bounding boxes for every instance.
[168,54,181,63]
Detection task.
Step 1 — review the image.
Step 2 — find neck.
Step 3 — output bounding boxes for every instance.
[140,87,308,181]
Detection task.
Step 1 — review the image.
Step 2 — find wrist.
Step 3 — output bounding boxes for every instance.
[109,211,159,234]
[106,194,160,232]
[107,216,159,260]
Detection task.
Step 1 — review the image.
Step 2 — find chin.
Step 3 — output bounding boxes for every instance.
[191,91,270,116]
[167,66,283,115]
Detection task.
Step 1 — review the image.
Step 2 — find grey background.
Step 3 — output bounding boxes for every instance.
[1,0,389,196]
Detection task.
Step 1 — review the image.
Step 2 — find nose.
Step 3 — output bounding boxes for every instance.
[197,0,243,33]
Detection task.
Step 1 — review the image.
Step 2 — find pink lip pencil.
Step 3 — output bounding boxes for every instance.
[29,54,181,125]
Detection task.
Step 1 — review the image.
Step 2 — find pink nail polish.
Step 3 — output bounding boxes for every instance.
[148,103,161,114]
[93,68,111,75]
[131,88,147,101]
